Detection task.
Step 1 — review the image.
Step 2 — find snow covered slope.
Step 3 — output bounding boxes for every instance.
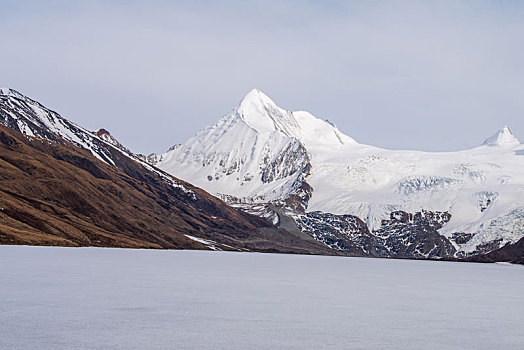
[157,89,353,211]
[0,88,199,198]
[0,88,120,164]
[157,89,524,258]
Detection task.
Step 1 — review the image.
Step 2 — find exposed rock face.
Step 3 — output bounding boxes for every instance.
[374,211,456,259]
[450,232,474,245]
[293,211,388,257]
[289,209,456,259]
[380,210,451,228]
[465,236,524,264]
[93,128,131,154]
[260,139,310,183]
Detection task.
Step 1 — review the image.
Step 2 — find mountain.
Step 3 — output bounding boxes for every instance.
[483,126,520,146]
[2,87,522,263]
[0,88,332,255]
[156,89,524,262]
[156,89,352,216]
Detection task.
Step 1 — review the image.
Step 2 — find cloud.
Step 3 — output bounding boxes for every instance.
[2,0,523,153]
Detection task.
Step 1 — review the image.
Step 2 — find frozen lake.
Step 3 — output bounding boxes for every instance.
[1,246,523,349]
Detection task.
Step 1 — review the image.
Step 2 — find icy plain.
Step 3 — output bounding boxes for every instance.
[1,246,523,349]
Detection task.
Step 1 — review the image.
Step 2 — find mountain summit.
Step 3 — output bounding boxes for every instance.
[483,126,520,146]
[236,89,301,137]
[156,89,355,212]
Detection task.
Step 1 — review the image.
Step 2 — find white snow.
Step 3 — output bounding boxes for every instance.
[157,89,524,256]
[0,246,523,350]
[157,90,355,204]
[483,126,520,146]
[184,234,221,250]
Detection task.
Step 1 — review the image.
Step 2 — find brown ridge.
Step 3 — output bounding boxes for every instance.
[0,124,331,254]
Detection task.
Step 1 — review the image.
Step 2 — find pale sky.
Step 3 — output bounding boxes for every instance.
[2,0,523,154]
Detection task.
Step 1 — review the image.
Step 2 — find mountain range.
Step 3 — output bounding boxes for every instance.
[0,88,331,255]
[153,89,524,261]
[1,88,522,263]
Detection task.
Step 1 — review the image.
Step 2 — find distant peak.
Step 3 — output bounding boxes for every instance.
[234,89,301,136]
[246,88,262,96]
[483,126,520,146]
[238,88,277,109]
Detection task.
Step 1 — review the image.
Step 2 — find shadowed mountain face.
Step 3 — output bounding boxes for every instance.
[0,92,331,254]
[463,236,524,264]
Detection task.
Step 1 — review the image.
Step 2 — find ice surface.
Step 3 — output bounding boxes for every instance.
[1,246,523,350]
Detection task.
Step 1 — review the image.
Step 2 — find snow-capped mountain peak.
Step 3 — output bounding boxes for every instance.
[156,90,524,260]
[236,89,301,137]
[483,126,520,146]
[234,89,354,147]
[156,89,359,207]
[238,88,275,110]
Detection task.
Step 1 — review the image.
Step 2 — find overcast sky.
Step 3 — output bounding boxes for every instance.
[2,0,523,154]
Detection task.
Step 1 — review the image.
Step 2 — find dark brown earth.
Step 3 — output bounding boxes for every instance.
[0,124,332,255]
[464,236,524,264]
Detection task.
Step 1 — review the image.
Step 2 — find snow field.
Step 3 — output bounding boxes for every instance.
[1,246,523,349]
